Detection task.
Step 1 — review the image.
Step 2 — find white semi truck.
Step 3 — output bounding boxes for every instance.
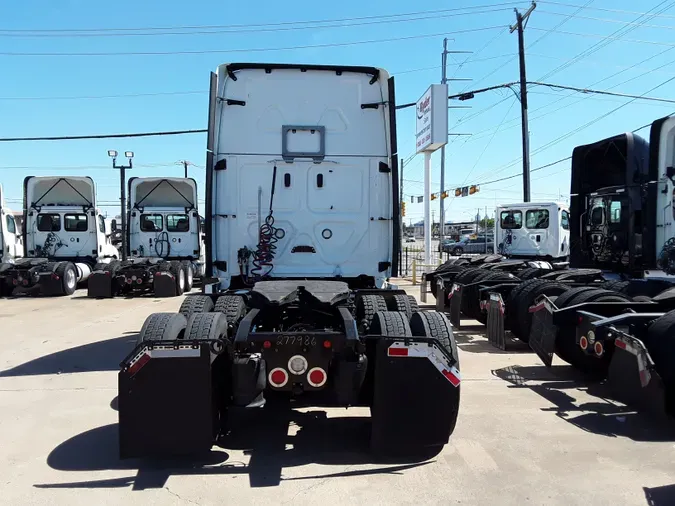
[87,177,205,298]
[495,202,570,261]
[0,184,23,265]
[117,63,461,459]
[0,176,118,297]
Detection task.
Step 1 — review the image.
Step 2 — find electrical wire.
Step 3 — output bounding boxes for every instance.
[0,25,506,56]
[538,9,675,30]
[0,7,520,38]
[539,1,675,19]
[0,3,527,33]
[0,129,207,142]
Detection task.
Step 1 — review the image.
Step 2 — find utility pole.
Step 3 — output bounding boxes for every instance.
[177,160,194,178]
[511,1,536,203]
[108,150,134,261]
[400,157,404,273]
[439,38,449,246]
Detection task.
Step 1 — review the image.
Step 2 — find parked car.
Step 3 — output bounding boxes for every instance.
[450,235,494,255]
[439,238,457,252]
[404,237,416,243]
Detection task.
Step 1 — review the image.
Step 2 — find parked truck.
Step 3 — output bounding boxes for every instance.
[472,116,675,416]
[117,63,461,459]
[0,184,23,265]
[0,176,118,297]
[88,177,204,298]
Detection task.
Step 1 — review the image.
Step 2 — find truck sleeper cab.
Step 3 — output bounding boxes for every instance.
[88,177,205,298]
[0,176,117,297]
[118,63,461,460]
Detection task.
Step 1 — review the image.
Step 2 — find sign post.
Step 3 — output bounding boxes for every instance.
[415,84,448,266]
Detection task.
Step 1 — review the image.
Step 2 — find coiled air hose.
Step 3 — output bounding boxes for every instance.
[251,165,280,279]
[154,231,171,258]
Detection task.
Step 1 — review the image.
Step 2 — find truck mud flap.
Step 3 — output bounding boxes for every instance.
[448,283,462,329]
[370,337,460,452]
[485,293,506,350]
[528,298,558,367]
[435,278,449,312]
[87,271,114,298]
[38,273,65,296]
[153,272,177,297]
[606,335,667,416]
[118,342,216,458]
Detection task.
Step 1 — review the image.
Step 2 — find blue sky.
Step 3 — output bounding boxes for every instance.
[1,0,674,223]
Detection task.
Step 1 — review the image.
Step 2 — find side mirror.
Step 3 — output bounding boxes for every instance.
[111,219,118,232]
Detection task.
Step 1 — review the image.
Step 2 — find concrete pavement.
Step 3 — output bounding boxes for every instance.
[0,283,674,505]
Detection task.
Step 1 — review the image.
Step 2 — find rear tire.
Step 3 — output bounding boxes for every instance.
[407,295,420,313]
[369,311,413,337]
[182,261,194,292]
[512,280,569,342]
[184,312,229,341]
[136,312,187,346]
[214,295,247,323]
[168,261,186,296]
[56,262,77,295]
[356,295,388,329]
[409,311,458,364]
[179,295,214,318]
[386,294,413,318]
[554,289,631,375]
[646,310,675,416]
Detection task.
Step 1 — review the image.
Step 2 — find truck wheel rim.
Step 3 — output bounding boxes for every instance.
[65,268,76,288]
[179,269,185,290]
[187,267,193,285]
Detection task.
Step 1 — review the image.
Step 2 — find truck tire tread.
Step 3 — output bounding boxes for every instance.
[179,295,214,318]
[356,295,388,328]
[369,311,413,337]
[184,312,229,342]
[214,295,247,322]
[136,312,187,346]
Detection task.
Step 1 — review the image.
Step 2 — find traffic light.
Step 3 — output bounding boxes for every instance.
[430,193,437,201]
[469,185,480,195]
[401,202,406,217]
[455,188,462,197]
[441,191,449,199]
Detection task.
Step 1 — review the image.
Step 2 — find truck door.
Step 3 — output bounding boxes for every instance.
[525,208,550,255]
[3,213,20,260]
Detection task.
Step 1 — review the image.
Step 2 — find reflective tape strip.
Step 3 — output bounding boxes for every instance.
[387,342,461,388]
[150,348,200,359]
[528,301,546,313]
[614,337,638,356]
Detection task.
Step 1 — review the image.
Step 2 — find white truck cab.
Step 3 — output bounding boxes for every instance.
[495,202,570,261]
[87,177,204,298]
[0,185,23,263]
[206,63,399,290]
[128,177,203,265]
[0,176,117,296]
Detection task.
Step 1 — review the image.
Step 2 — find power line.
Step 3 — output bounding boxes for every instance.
[539,1,675,19]
[538,9,675,30]
[0,129,207,143]
[0,7,521,38]
[0,3,526,33]
[529,26,675,46]
[529,82,675,104]
[0,26,506,56]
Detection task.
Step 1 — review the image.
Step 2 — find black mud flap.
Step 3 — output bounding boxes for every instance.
[38,273,64,296]
[528,298,558,367]
[448,283,462,329]
[118,342,215,459]
[87,271,114,298]
[153,272,177,297]
[485,293,506,350]
[370,337,460,454]
[606,334,667,416]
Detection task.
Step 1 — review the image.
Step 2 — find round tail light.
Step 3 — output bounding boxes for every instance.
[307,367,327,388]
[288,355,308,375]
[594,342,604,356]
[268,368,288,388]
[579,336,588,350]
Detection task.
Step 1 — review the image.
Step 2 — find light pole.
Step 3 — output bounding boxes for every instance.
[177,160,194,178]
[108,150,133,261]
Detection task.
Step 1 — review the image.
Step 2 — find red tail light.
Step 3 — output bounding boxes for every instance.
[579,336,588,350]
[307,367,327,387]
[268,368,288,388]
[594,342,604,356]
